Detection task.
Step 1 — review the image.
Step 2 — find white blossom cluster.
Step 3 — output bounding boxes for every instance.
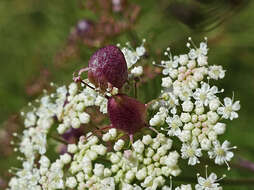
[65,130,181,190]
[8,81,107,190]
[119,40,146,77]
[7,39,238,190]
[149,37,240,168]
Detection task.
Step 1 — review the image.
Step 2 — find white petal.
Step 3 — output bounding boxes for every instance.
[226,151,234,160]
[195,184,203,190]
[209,173,217,182]
[232,101,240,111]
[188,156,198,165]
[222,140,230,149]
[210,86,218,94]
[197,177,206,185]
[230,112,238,120]
[215,156,224,165]
[224,97,232,107]
[217,107,224,115]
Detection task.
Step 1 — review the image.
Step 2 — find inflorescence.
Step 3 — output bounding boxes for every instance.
[7,38,240,190]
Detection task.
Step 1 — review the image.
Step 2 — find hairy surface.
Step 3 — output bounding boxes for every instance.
[88,45,128,90]
[107,94,147,135]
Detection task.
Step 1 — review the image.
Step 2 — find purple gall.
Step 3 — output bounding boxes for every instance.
[107,94,147,139]
[73,45,128,90]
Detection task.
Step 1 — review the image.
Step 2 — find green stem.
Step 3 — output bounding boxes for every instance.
[49,134,68,145]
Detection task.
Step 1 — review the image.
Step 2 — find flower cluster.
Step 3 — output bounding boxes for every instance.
[119,39,146,77]
[67,131,181,189]
[7,39,239,190]
[149,37,240,169]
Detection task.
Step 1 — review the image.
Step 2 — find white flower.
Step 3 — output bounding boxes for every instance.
[209,98,220,111]
[24,112,37,127]
[93,163,105,177]
[181,141,202,165]
[162,77,172,88]
[132,140,145,154]
[175,184,192,190]
[217,97,240,120]
[195,172,223,190]
[68,82,78,95]
[136,46,146,56]
[136,167,147,181]
[193,83,219,106]
[114,139,125,151]
[122,47,139,68]
[131,66,143,77]
[60,153,71,164]
[166,115,183,136]
[208,140,236,168]
[66,177,77,188]
[213,123,226,135]
[161,92,179,110]
[178,85,193,101]
[150,107,168,126]
[179,54,189,65]
[78,112,90,124]
[208,65,225,80]
[179,130,191,142]
[67,144,78,153]
[142,135,153,145]
[182,100,194,112]
[100,177,115,190]
[180,113,191,123]
[200,138,211,150]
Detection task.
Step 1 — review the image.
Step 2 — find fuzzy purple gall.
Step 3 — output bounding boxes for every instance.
[107,94,147,139]
[73,45,128,90]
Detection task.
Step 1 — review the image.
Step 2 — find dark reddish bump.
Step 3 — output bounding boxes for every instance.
[88,45,128,90]
[107,94,147,135]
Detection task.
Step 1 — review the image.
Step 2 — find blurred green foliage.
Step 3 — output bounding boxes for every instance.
[0,0,254,189]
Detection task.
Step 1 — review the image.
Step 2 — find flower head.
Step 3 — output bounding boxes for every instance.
[217,97,240,120]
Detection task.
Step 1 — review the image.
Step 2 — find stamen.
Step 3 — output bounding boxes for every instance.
[148,126,159,134]
[188,37,198,49]
[216,174,226,182]
[224,159,231,170]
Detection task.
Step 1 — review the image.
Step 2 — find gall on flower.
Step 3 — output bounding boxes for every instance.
[107,94,148,141]
[73,45,128,91]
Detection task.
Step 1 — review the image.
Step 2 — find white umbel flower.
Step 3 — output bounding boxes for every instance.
[131,66,143,77]
[193,83,218,106]
[208,140,236,169]
[66,177,77,188]
[162,77,172,88]
[195,170,224,190]
[166,115,183,136]
[181,141,202,165]
[217,97,240,120]
[175,184,192,190]
[208,65,225,80]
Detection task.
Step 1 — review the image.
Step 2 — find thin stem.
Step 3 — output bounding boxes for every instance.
[80,80,96,91]
[80,80,109,99]
[49,134,68,145]
[134,80,138,98]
